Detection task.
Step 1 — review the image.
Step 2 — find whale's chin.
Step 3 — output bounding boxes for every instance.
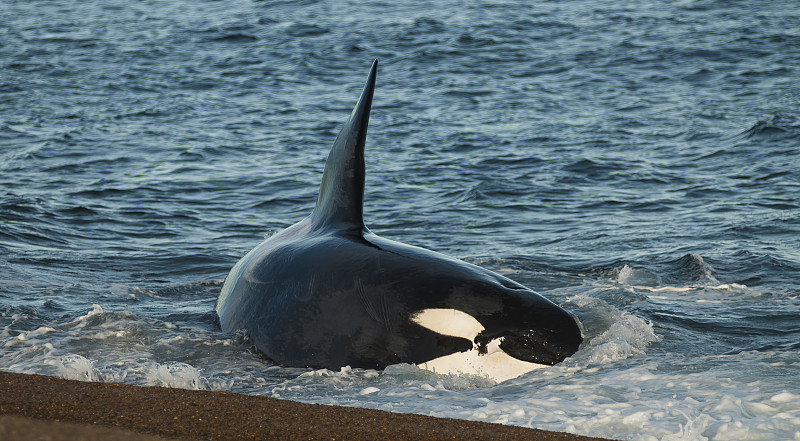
[414,338,547,384]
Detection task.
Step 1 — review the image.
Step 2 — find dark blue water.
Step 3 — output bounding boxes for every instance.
[2,1,799,439]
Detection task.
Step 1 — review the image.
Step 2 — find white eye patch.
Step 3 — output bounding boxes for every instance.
[410,308,485,340]
[410,308,546,383]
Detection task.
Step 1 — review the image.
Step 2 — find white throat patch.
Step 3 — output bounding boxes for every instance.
[410,308,546,383]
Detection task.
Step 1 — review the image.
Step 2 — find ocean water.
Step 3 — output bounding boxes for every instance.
[1,0,799,439]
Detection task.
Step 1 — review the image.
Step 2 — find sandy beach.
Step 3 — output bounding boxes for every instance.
[0,371,614,441]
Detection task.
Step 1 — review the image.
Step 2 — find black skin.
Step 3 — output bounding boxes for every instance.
[216,60,583,370]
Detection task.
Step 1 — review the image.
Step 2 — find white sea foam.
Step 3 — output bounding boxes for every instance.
[53,353,128,383]
[0,304,232,392]
[2,326,56,348]
[359,386,380,395]
[333,357,800,441]
[566,295,662,366]
[144,362,208,390]
[617,264,660,286]
[56,354,102,382]
[612,263,768,307]
[581,315,661,365]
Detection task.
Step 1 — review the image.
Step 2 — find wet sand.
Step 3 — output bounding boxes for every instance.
[0,371,614,440]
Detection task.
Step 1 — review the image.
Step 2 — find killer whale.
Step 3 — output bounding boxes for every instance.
[216,60,583,382]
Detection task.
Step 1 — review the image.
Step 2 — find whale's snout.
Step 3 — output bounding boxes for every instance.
[488,322,582,366]
[476,308,583,366]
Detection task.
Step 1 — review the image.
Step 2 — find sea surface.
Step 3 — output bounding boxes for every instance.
[1,1,799,440]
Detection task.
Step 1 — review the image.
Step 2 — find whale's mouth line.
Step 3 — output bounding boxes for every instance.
[476,329,574,366]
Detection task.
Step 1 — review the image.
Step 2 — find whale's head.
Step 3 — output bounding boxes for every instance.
[404,272,583,382]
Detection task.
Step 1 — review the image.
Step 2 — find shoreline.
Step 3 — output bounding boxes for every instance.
[0,370,614,441]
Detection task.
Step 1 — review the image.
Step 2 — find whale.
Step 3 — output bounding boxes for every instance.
[215,60,583,382]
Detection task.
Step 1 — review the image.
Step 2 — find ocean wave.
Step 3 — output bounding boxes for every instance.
[740,114,799,140]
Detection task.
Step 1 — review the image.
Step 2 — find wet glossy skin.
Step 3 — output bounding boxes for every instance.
[216,60,583,371]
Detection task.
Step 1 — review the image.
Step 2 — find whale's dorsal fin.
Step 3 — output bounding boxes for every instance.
[310,60,377,232]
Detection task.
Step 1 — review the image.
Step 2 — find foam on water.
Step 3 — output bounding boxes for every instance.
[144,362,210,390]
[616,261,761,302]
[257,345,800,441]
[56,354,110,383]
[0,302,232,389]
[54,354,223,390]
